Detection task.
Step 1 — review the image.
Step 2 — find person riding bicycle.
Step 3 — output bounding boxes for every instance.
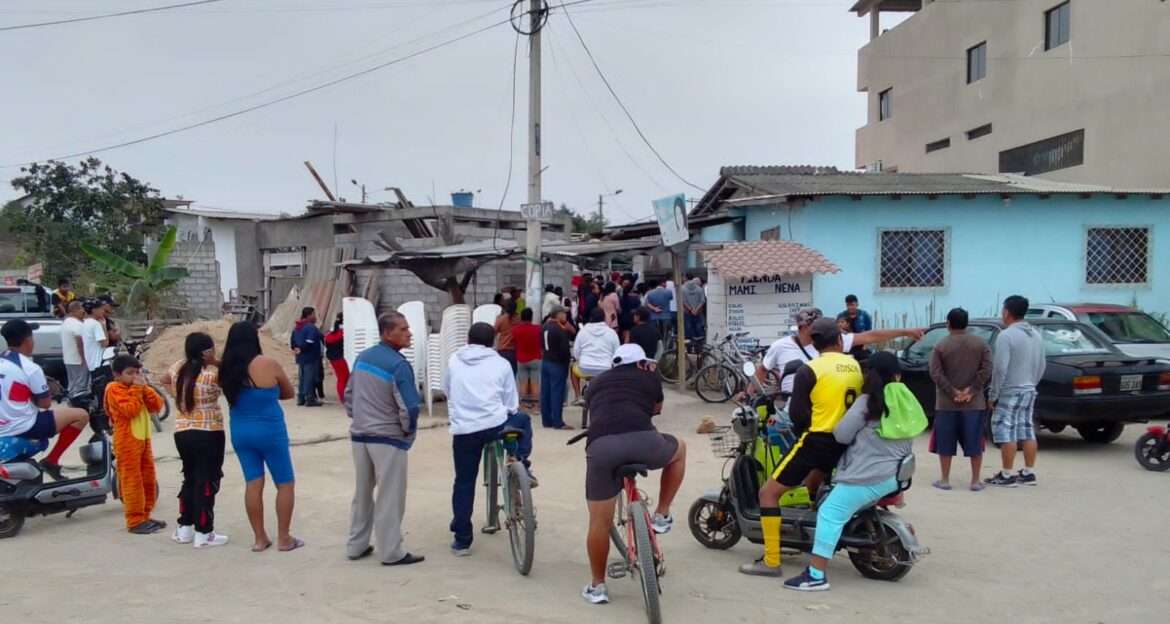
[442,322,535,558]
[740,317,862,578]
[580,343,687,606]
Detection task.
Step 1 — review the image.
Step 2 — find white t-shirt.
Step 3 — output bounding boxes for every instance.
[0,351,51,437]
[61,317,85,366]
[762,333,856,394]
[82,318,107,371]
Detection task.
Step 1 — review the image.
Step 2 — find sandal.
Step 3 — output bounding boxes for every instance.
[252,541,273,553]
[931,480,953,491]
[969,482,986,492]
[279,537,306,552]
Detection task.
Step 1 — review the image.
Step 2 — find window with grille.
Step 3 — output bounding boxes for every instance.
[760,226,781,241]
[1085,227,1149,285]
[879,229,947,289]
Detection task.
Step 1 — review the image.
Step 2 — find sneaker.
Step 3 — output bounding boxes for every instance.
[39,460,65,481]
[172,525,195,544]
[526,470,540,489]
[194,531,230,549]
[451,542,472,557]
[784,567,830,592]
[984,471,1019,488]
[1016,470,1037,486]
[129,521,161,535]
[651,513,673,535]
[581,583,610,604]
[738,558,783,577]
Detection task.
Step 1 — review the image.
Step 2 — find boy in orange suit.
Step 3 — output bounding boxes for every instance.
[105,355,166,534]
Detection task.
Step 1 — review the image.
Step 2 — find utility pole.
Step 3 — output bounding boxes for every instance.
[524,0,545,309]
[597,189,623,226]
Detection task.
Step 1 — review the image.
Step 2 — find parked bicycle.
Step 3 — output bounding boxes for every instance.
[481,425,537,575]
[568,430,665,624]
[693,331,765,404]
[122,326,171,431]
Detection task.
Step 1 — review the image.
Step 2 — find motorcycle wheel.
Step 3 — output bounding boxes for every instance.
[1134,432,1170,471]
[687,498,741,550]
[848,519,912,582]
[0,505,25,539]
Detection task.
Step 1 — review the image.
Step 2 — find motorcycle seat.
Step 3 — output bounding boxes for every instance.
[615,463,649,479]
[0,436,50,464]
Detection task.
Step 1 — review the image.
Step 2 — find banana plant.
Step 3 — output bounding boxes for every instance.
[80,225,189,318]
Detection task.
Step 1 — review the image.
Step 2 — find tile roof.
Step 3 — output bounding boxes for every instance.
[705,240,840,279]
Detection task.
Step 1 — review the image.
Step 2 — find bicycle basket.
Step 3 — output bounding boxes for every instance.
[707,426,738,458]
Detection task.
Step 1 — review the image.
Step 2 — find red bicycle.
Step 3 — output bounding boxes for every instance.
[569,431,665,624]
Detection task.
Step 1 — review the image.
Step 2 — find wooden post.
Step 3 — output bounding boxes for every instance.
[673,250,687,388]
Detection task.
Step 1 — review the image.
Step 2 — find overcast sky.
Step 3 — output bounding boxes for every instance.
[0,0,904,224]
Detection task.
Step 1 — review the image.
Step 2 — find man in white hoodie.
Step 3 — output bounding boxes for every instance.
[442,322,535,557]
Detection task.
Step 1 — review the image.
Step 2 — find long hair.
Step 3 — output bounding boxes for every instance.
[221,321,262,406]
[862,351,901,422]
[175,332,214,413]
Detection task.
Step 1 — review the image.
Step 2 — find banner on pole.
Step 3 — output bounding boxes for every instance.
[652,194,689,248]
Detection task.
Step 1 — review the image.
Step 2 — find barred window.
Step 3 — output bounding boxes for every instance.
[1086,227,1149,285]
[879,229,946,289]
[760,226,781,241]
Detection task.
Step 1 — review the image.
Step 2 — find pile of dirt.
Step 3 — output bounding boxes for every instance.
[143,318,298,375]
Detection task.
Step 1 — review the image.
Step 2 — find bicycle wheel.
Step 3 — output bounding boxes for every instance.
[657,348,679,384]
[504,462,536,575]
[150,384,171,422]
[630,500,663,624]
[482,446,500,533]
[695,364,737,403]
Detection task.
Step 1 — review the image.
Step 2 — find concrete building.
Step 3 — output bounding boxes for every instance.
[851,0,1170,187]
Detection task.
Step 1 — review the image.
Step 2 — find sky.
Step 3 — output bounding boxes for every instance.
[0,0,906,225]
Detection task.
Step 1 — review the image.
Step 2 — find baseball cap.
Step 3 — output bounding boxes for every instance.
[808,317,841,343]
[613,343,653,366]
[795,307,824,328]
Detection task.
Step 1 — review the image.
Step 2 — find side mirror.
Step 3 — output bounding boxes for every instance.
[896,349,905,359]
[742,361,757,377]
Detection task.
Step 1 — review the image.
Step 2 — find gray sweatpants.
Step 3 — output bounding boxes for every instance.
[66,364,90,399]
[347,442,409,563]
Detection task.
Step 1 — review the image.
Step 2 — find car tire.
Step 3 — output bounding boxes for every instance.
[1075,422,1125,444]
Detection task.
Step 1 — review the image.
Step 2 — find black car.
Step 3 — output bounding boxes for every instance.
[898,319,1170,443]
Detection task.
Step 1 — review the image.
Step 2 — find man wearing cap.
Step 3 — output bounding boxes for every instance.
[580,343,686,606]
[741,318,863,578]
[756,307,922,396]
[0,320,90,480]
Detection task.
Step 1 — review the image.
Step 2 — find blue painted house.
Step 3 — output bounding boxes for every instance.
[688,166,1170,325]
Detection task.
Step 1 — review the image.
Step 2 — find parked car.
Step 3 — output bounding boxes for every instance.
[1027,304,1170,362]
[899,319,1170,444]
[0,282,65,391]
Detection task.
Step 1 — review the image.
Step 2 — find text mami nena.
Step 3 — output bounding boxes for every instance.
[728,275,803,297]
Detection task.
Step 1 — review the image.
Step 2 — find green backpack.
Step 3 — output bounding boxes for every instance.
[877,382,928,440]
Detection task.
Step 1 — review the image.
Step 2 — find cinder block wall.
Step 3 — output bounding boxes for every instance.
[171,235,224,319]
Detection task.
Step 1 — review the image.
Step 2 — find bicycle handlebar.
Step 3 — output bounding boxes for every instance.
[566,431,588,446]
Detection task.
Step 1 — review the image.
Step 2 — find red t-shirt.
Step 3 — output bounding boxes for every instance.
[513,323,542,363]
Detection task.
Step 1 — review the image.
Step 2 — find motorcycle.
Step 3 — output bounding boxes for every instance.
[0,431,118,539]
[687,361,928,581]
[1134,422,1170,471]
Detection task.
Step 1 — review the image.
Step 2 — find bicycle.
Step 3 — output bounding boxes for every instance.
[693,332,764,404]
[656,336,717,385]
[568,430,665,624]
[481,425,537,575]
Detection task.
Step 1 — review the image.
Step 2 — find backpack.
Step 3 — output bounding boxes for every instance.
[877,382,928,440]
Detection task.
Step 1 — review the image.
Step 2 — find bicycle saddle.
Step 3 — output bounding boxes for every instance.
[501,426,526,437]
[615,463,649,478]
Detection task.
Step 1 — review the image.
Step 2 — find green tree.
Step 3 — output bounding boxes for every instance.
[80,225,189,319]
[3,158,166,284]
[555,203,607,235]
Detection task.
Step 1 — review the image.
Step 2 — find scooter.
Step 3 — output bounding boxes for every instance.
[0,431,118,539]
[1134,422,1170,471]
[687,361,928,581]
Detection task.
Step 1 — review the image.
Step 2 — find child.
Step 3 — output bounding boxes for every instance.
[105,355,166,534]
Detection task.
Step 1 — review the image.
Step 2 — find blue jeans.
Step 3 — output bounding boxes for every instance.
[812,476,898,559]
[540,360,568,428]
[684,312,705,340]
[297,359,321,404]
[450,412,534,548]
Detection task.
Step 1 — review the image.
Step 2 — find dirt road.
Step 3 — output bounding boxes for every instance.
[3,391,1166,623]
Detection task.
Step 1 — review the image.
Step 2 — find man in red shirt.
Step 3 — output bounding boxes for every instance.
[513,308,542,409]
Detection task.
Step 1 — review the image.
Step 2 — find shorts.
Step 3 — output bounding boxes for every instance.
[772,432,846,488]
[572,363,607,379]
[930,410,985,457]
[17,410,57,440]
[585,431,679,501]
[231,421,295,485]
[66,364,91,399]
[991,391,1037,444]
[517,359,541,389]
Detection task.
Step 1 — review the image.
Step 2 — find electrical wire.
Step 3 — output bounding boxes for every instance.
[558,2,705,192]
[492,31,521,249]
[0,0,224,32]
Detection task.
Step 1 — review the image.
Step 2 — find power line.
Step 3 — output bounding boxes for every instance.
[492,31,522,249]
[558,3,704,192]
[0,0,224,32]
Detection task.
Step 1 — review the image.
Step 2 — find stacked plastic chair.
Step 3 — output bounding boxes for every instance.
[472,303,501,326]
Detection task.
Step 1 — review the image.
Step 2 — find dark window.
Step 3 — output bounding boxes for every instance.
[999,129,1084,175]
[967,42,987,83]
[925,138,951,153]
[1045,2,1071,50]
[760,226,781,241]
[879,88,892,121]
[1085,227,1149,285]
[879,229,946,289]
[966,123,993,140]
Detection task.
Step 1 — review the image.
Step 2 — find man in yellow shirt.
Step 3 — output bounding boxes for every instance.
[740,317,862,577]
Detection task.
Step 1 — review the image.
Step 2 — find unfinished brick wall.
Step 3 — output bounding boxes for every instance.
[171,234,223,319]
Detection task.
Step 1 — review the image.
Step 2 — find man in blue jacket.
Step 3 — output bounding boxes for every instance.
[291,307,324,407]
[345,311,424,566]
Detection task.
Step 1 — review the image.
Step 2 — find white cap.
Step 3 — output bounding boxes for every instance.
[613,343,652,366]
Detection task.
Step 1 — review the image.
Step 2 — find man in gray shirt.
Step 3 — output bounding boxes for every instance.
[985,296,1047,488]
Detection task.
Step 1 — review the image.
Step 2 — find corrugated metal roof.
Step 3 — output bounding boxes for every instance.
[341,238,663,267]
[705,240,839,279]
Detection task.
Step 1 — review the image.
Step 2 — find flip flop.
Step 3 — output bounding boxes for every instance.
[252,541,273,553]
[279,537,306,552]
[969,482,986,492]
[932,480,953,491]
[348,545,374,561]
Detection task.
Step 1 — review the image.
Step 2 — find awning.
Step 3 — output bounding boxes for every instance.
[704,240,839,280]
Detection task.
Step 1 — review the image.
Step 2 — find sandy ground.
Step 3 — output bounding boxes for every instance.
[4,390,1167,624]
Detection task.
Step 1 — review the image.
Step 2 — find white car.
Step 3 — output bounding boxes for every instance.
[1026,304,1170,362]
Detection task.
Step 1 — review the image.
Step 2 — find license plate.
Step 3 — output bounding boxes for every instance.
[1120,375,1143,392]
